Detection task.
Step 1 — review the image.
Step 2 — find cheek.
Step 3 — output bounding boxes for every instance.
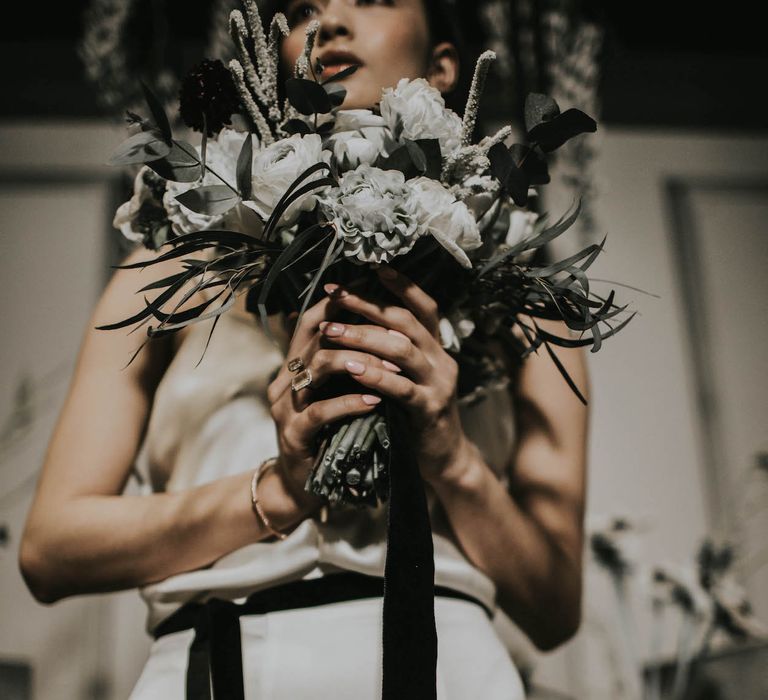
[365,18,430,84]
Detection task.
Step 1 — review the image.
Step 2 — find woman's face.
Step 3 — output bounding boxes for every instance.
[279,0,450,110]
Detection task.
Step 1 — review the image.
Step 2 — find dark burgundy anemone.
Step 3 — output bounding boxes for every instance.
[178,59,241,136]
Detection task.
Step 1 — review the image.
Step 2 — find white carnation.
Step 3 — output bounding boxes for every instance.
[410,177,481,269]
[318,164,423,264]
[380,78,463,157]
[248,133,331,226]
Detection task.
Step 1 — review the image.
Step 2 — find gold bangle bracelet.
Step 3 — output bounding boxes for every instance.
[250,457,290,541]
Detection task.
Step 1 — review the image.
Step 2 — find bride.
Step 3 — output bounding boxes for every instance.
[19,0,589,697]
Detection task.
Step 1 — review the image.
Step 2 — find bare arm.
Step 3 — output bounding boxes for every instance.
[18,247,311,604]
[429,317,589,651]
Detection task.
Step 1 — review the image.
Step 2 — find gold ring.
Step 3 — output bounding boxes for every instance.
[287,357,305,373]
[291,368,313,392]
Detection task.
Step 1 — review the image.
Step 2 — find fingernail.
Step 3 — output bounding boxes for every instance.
[345,360,366,375]
[378,266,397,280]
[387,329,408,340]
[323,283,347,297]
[319,321,328,331]
[322,322,345,337]
[382,360,401,372]
[361,394,382,405]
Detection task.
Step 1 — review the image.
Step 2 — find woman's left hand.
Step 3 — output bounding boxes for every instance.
[320,265,470,484]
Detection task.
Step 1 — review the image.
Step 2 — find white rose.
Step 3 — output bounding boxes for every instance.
[248,133,331,226]
[112,166,171,247]
[410,177,481,269]
[164,127,252,235]
[326,109,393,169]
[380,78,463,157]
[318,164,422,264]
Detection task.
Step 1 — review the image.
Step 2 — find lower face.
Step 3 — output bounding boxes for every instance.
[278,0,432,110]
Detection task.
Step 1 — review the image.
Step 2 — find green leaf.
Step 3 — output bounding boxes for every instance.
[323,81,347,108]
[236,134,253,200]
[510,143,550,185]
[175,185,240,215]
[524,93,560,134]
[404,140,427,173]
[286,78,333,115]
[107,130,171,166]
[320,63,360,85]
[283,119,312,135]
[528,109,597,153]
[141,81,172,144]
[375,140,436,179]
[414,139,442,179]
[147,140,202,182]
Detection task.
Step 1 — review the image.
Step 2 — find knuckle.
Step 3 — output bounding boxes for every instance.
[395,337,413,359]
[305,402,323,425]
[312,348,329,371]
[267,378,282,406]
[424,298,439,318]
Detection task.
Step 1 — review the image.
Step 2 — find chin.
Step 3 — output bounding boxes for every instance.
[340,89,382,112]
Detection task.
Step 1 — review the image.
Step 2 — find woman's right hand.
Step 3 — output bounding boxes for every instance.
[265,293,399,516]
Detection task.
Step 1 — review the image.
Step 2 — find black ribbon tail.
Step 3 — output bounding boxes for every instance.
[186,598,245,700]
[382,400,437,699]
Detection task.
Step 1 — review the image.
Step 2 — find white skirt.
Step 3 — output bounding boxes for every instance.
[129,596,526,699]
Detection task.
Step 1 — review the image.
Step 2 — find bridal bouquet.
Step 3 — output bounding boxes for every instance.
[105,1,633,509]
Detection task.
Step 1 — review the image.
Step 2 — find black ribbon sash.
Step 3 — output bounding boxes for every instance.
[153,402,442,699]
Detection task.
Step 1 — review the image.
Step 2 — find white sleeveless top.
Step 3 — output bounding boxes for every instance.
[133,311,517,634]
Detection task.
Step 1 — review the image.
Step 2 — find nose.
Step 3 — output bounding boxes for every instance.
[316,0,353,45]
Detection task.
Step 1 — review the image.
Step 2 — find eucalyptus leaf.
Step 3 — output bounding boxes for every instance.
[140,81,172,144]
[404,140,427,173]
[286,78,333,115]
[528,109,598,152]
[175,185,240,215]
[414,139,442,179]
[510,143,550,185]
[320,63,360,85]
[488,142,513,183]
[147,140,202,182]
[524,93,560,134]
[107,130,171,166]
[323,81,347,108]
[236,134,253,200]
[283,119,312,135]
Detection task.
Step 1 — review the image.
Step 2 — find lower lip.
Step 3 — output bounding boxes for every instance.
[321,63,360,78]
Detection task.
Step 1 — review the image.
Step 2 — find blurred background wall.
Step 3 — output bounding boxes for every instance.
[0,2,766,698]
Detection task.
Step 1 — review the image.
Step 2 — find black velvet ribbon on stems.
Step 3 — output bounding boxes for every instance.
[382,399,437,699]
[152,402,440,699]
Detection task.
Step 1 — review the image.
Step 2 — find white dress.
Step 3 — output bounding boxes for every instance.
[127,311,527,699]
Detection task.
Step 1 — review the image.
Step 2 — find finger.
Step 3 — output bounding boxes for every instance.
[319,321,432,381]
[343,357,423,409]
[376,266,440,339]
[285,294,338,358]
[284,348,403,411]
[291,393,382,444]
[323,283,435,349]
[269,332,323,404]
